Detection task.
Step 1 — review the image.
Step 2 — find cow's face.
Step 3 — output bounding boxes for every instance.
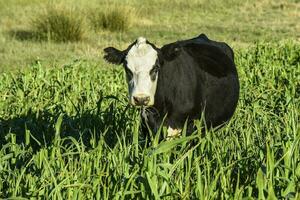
[103,37,161,107]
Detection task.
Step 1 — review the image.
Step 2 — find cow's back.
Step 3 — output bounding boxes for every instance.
[178,33,234,62]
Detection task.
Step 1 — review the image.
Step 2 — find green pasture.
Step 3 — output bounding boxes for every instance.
[0,0,299,70]
[0,0,299,199]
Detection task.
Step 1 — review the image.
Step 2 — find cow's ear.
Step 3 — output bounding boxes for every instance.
[103,47,125,65]
[161,43,182,61]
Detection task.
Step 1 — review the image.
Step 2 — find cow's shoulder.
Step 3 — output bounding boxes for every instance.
[159,36,203,61]
[191,34,234,61]
[161,34,234,62]
[160,42,183,61]
[160,34,236,77]
[181,36,236,77]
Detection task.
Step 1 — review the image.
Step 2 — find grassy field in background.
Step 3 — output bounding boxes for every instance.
[0,0,299,199]
[0,0,299,70]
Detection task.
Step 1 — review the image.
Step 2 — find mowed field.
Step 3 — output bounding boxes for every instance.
[0,0,299,199]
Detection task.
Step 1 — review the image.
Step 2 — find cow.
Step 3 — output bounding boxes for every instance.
[103,34,239,139]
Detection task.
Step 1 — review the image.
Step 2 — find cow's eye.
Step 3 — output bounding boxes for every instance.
[125,68,133,80]
[150,65,159,81]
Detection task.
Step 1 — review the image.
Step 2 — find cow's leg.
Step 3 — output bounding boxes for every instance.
[165,112,187,139]
[140,108,161,138]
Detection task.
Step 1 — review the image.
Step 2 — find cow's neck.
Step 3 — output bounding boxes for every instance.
[153,64,173,115]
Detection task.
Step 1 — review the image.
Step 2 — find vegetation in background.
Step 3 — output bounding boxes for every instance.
[0,0,299,70]
[32,7,85,42]
[0,0,299,199]
[90,6,136,32]
[0,42,299,199]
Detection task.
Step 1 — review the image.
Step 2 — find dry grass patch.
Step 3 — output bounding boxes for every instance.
[90,6,137,32]
[32,6,85,42]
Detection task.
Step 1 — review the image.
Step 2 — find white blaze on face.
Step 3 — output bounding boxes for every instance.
[125,37,158,106]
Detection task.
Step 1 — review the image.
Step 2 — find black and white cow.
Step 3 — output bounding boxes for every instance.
[103,34,239,138]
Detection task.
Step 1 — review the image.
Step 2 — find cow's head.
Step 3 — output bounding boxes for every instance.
[103,37,161,107]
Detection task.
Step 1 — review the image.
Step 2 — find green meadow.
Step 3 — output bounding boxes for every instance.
[0,0,299,199]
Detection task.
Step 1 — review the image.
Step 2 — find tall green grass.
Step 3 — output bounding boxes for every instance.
[0,42,299,199]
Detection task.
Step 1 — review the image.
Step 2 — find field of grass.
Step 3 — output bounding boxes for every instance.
[0,0,299,70]
[0,0,299,199]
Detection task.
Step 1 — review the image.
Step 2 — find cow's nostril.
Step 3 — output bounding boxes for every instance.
[144,96,150,105]
[133,96,140,104]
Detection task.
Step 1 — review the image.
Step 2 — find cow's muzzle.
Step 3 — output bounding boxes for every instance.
[132,95,150,106]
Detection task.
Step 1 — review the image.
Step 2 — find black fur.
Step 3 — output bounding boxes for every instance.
[103,34,239,136]
[103,47,125,65]
[103,41,137,65]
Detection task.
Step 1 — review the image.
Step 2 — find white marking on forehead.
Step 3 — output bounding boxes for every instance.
[137,37,146,45]
[126,37,157,72]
